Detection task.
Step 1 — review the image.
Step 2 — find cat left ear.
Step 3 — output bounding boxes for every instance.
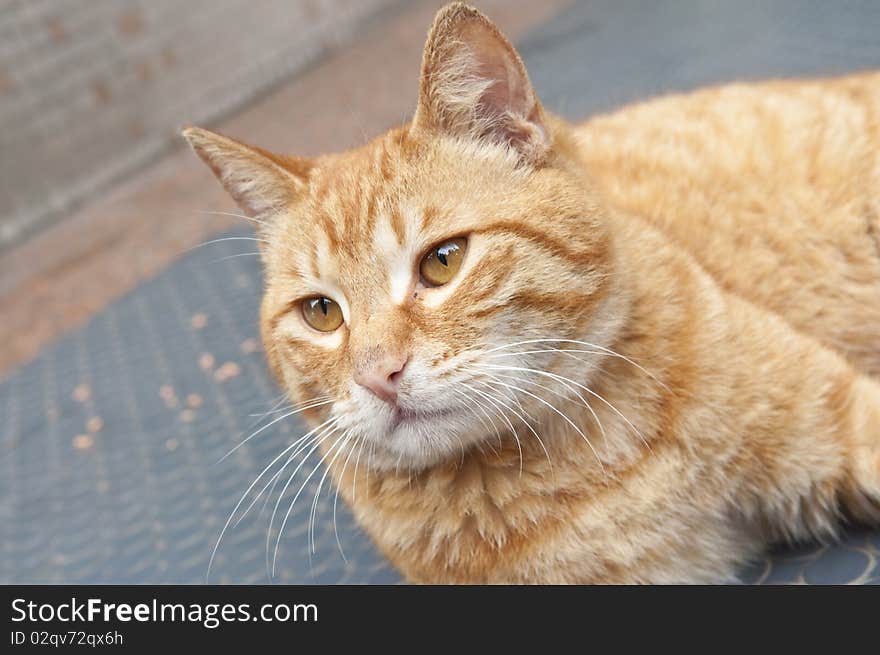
[182,127,311,221]
[413,3,549,164]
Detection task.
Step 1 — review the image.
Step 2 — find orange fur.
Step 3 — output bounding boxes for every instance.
[185,3,880,583]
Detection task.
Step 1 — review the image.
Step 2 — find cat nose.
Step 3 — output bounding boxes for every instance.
[353,354,409,404]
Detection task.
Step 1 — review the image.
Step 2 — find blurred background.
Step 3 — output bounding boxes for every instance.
[1,0,394,246]
[1,1,879,584]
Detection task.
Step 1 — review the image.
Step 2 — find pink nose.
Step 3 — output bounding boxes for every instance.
[353,354,408,404]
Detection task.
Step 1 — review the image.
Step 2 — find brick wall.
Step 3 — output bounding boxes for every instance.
[0,0,396,249]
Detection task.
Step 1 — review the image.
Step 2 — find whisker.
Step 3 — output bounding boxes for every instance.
[271,428,351,577]
[470,376,554,476]
[484,364,650,453]
[460,381,524,476]
[476,374,606,476]
[351,430,368,503]
[246,394,290,419]
[197,209,267,227]
[205,415,339,581]
[483,338,667,390]
[308,431,355,557]
[450,386,501,444]
[212,252,263,263]
[333,433,366,562]
[218,398,334,464]
[259,447,296,517]
[234,418,341,528]
[242,395,330,454]
[190,236,271,253]
[240,400,333,520]
[480,368,608,446]
[248,394,331,417]
[264,424,343,575]
[486,347,605,359]
[582,385,653,454]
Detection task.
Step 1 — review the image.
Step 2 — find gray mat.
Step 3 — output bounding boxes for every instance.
[0,231,399,584]
[3,0,880,584]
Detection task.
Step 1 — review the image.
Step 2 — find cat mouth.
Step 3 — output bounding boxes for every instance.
[390,405,455,429]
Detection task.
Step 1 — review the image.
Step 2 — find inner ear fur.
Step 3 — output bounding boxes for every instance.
[413,3,549,164]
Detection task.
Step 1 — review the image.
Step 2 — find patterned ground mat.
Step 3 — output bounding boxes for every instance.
[2,0,880,584]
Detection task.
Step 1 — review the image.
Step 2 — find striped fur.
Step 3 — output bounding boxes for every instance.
[185,3,880,583]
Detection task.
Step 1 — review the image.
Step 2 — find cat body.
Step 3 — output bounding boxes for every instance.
[186,4,880,583]
[577,75,880,379]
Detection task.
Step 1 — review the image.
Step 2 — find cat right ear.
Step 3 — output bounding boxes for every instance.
[182,127,311,220]
[413,3,549,164]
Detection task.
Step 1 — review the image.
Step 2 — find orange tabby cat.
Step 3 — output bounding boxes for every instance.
[184,3,880,583]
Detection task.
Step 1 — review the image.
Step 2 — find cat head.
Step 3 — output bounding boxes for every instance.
[184,3,621,471]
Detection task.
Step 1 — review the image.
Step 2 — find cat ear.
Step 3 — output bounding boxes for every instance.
[182,127,311,219]
[413,3,549,164]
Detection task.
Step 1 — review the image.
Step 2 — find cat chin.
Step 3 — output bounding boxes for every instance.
[363,446,453,473]
[358,413,487,473]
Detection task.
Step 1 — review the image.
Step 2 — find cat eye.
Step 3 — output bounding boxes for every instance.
[419,237,468,287]
[302,297,344,332]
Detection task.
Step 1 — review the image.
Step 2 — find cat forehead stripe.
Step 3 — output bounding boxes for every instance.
[374,207,426,305]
